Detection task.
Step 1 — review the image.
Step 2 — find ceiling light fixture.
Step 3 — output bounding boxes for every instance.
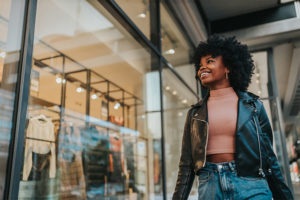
[137,1,147,19]
[91,93,98,99]
[137,13,146,18]
[172,90,177,95]
[76,87,84,93]
[165,48,175,55]
[182,99,187,104]
[114,102,120,110]
[165,86,170,91]
[56,76,62,84]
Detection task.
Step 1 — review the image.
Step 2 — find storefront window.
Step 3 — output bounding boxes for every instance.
[0,0,25,197]
[248,52,270,102]
[162,68,198,199]
[160,3,197,93]
[18,0,161,199]
[115,0,150,39]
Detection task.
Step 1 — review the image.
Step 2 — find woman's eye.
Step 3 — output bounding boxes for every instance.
[207,60,214,64]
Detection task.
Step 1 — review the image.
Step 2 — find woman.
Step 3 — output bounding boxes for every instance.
[172,35,293,200]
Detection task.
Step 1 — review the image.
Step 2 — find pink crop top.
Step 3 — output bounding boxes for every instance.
[206,87,238,155]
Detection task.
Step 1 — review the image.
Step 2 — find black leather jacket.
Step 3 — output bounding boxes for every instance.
[172,90,293,200]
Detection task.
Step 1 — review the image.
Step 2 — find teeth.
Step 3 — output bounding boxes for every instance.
[201,72,210,77]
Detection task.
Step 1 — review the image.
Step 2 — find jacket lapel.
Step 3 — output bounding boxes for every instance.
[236,90,257,132]
[236,99,254,133]
[191,93,209,122]
[192,102,207,122]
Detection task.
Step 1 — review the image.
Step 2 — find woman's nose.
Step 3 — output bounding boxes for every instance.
[199,65,207,72]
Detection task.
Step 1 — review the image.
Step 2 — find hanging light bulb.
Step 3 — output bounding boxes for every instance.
[74,81,84,93]
[172,90,177,95]
[56,76,62,84]
[91,93,98,99]
[76,87,84,93]
[165,86,170,91]
[137,4,147,19]
[137,13,146,18]
[114,102,120,110]
[182,99,187,104]
[165,49,175,55]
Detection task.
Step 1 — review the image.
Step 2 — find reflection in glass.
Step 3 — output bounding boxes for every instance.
[160,3,197,93]
[18,0,159,199]
[115,0,150,39]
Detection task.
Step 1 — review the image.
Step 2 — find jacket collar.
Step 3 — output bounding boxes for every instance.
[191,89,259,132]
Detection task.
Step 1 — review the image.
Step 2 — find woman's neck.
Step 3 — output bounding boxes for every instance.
[209,87,235,98]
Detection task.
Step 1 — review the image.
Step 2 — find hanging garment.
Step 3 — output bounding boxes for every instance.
[80,126,109,199]
[22,115,56,181]
[59,123,86,200]
[109,134,125,193]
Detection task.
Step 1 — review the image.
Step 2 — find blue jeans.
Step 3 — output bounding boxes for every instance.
[197,160,272,200]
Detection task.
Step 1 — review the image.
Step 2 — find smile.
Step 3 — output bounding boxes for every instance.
[200,72,211,78]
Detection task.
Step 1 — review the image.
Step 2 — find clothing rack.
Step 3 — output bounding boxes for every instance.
[33,40,141,130]
[28,96,138,136]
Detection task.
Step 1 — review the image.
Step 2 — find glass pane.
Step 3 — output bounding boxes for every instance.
[248,51,270,98]
[115,0,150,39]
[144,68,163,198]
[162,67,198,199]
[0,0,25,197]
[160,4,196,92]
[18,0,161,199]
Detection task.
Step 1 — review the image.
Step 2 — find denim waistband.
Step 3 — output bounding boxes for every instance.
[197,160,236,175]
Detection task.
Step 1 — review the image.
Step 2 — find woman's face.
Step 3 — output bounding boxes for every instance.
[197,55,231,90]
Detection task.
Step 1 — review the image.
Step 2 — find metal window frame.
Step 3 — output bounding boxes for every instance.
[3,0,37,199]
[149,1,167,198]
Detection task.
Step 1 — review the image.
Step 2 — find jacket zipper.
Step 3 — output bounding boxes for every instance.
[192,118,209,168]
[252,109,265,177]
[201,119,209,168]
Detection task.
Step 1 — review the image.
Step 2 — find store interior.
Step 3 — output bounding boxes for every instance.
[18,0,153,199]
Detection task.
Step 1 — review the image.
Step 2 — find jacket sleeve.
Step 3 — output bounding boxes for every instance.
[259,103,293,200]
[172,109,195,200]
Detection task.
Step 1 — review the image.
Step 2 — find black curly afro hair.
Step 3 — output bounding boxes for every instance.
[193,35,255,92]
